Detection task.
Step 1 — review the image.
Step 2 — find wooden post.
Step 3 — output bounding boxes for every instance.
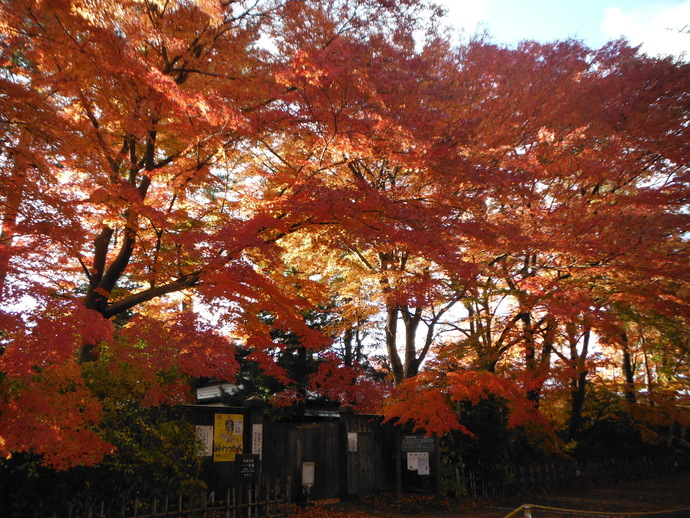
[286,476,292,518]
[242,397,264,518]
[434,435,442,499]
[244,397,265,460]
[339,405,354,500]
[396,428,402,500]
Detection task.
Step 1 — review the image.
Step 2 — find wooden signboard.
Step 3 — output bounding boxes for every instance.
[236,454,260,482]
[401,434,435,452]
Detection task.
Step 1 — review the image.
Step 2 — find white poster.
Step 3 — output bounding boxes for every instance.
[348,432,358,452]
[407,452,429,472]
[195,425,214,457]
[252,424,263,457]
[407,452,420,470]
[302,461,315,487]
[417,453,430,475]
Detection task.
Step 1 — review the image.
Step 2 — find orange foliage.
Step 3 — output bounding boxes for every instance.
[1,0,690,470]
[309,352,391,414]
[384,366,552,437]
[0,362,114,470]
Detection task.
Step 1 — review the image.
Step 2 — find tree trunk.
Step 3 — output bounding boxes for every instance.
[533,315,556,408]
[643,345,655,406]
[566,327,590,442]
[0,152,26,296]
[343,326,353,367]
[401,306,422,379]
[521,311,541,405]
[386,304,404,385]
[621,332,637,404]
[515,309,557,409]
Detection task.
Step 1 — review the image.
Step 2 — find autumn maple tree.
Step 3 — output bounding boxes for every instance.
[1,0,689,478]
[382,40,690,448]
[0,0,437,468]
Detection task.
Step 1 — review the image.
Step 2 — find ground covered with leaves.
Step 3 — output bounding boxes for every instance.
[291,471,690,517]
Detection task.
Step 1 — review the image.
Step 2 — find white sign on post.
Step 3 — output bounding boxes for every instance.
[407,451,430,473]
[417,453,430,475]
[302,461,315,488]
[407,452,419,470]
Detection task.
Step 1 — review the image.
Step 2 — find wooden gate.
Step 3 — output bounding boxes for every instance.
[262,420,341,502]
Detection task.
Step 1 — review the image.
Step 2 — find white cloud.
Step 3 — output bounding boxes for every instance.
[602,2,690,59]
[442,0,491,36]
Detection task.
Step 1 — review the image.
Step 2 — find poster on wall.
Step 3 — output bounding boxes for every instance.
[407,451,429,472]
[302,461,315,488]
[213,414,244,462]
[347,432,358,452]
[195,425,214,457]
[417,453,430,475]
[252,424,263,457]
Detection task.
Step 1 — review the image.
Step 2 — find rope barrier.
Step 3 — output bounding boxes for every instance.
[503,503,690,517]
[502,506,527,518]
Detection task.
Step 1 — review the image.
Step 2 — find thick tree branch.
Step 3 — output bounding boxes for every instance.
[103,272,202,318]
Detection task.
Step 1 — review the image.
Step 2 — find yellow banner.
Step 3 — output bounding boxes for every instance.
[213,414,243,462]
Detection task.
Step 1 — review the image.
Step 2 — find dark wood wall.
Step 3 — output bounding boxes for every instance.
[263,421,342,501]
[340,411,397,498]
[178,404,246,496]
[180,404,398,501]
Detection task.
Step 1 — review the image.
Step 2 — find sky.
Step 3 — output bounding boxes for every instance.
[437,0,690,59]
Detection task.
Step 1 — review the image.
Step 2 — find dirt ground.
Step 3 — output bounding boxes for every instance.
[291,470,690,518]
